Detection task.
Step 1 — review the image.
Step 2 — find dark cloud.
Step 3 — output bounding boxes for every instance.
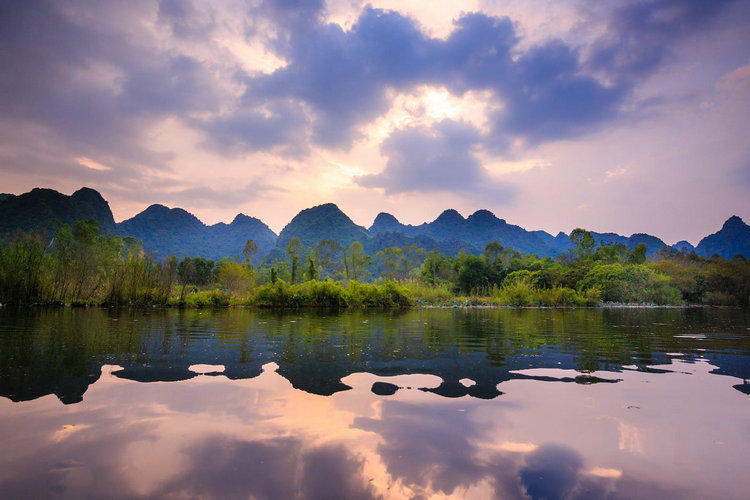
[168,181,287,208]
[0,0,225,191]
[247,7,437,148]
[197,101,311,157]
[0,0,743,200]
[158,0,216,39]
[357,120,516,203]
[496,41,627,145]
[589,0,738,80]
[233,5,641,154]
[155,436,377,500]
[355,400,490,495]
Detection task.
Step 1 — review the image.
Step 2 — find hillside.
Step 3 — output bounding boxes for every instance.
[269,203,370,261]
[116,205,276,261]
[0,187,115,241]
[695,216,750,259]
[1,187,747,261]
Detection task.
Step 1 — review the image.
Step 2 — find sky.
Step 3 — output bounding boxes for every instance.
[1,0,748,245]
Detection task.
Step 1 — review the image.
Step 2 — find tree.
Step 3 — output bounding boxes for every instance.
[217,260,252,293]
[376,247,402,281]
[243,239,258,269]
[629,243,647,264]
[421,250,457,285]
[456,254,490,294]
[570,228,596,260]
[343,241,370,281]
[177,257,196,302]
[314,240,341,279]
[286,237,303,283]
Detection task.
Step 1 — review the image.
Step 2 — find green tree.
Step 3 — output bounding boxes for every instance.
[306,248,318,281]
[343,241,371,281]
[629,243,647,264]
[570,228,596,261]
[314,240,341,279]
[456,254,491,294]
[217,260,252,293]
[376,247,403,281]
[243,239,259,269]
[286,237,303,283]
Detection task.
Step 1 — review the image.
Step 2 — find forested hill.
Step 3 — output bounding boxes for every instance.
[0,187,115,241]
[1,187,748,260]
[695,216,750,259]
[116,205,276,261]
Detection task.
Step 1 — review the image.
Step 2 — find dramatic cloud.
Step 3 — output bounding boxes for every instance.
[0,0,747,240]
[357,119,516,202]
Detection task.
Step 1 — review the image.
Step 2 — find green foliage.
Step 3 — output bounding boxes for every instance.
[216,260,253,293]
[252,279,411,308]
[343,241,371,282]
[182,289,231,307]
[286,237,303,284]
[578,263,682,305]
[629,242,647,264]
[456,254,491,294]
[1,218,748,309]
[242,239,258,267]
[570,228,596,260]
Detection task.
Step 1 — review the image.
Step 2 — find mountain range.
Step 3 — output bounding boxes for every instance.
[1,187,748,261]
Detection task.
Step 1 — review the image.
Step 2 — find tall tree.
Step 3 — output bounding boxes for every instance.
[344,241,370,282]
[286,237,303,283]
[570,228,596,261]
[243,239,258,269]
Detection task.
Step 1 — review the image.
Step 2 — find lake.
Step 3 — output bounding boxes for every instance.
[0,307,748,499]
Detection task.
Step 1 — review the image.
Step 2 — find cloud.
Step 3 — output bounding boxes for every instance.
[154,436,377,500]
[232,5,643,154]
[157,0,216,39]
[0,0,745,231]
[197,101,311,157]
[588,0,738,81]
[356,120,516,202]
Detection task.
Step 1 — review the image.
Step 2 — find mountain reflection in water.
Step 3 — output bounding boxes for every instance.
[0,307,748,499]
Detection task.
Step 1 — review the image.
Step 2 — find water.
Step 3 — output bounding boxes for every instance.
[0,307,748,499]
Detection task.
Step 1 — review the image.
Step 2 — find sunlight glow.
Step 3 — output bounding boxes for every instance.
[497,441,539,453]
[586,467,623,478]
[76,157,112,171]
[366,86,496,143]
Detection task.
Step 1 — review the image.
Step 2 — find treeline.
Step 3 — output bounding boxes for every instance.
[1,221,748,307]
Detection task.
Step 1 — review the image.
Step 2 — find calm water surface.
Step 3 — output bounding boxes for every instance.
[0,307,748,499]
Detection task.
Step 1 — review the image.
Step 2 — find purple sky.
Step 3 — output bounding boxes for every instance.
[1,0,748,244]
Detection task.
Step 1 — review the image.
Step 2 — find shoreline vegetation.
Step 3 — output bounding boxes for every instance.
[1,219,748,309]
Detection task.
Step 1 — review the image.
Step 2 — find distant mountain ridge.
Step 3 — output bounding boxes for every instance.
[0,187,115,241]
[695,215,750,259]
[116,204,276,261]
[1,187,748,260]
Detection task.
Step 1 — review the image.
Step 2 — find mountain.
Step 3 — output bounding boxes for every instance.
[207,214,277,261]
[0,187,115,241]
[370,209,566,256]
[672,241,695,253]
[116,205,276,261]
[2,186,746,261]
[695,216,750,259]
[365,232,481,257]
[588,232,667,256]
[271,203,370,256]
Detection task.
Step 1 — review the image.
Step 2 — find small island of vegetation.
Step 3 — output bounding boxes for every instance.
[1,219,748,308]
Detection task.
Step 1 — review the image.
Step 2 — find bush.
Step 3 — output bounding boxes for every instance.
[297,280,348,308]
[496,279,536,306]
[183,289,231,307]
[253,281,300,307]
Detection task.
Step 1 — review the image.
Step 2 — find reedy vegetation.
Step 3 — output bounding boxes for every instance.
[0,220,748,308]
